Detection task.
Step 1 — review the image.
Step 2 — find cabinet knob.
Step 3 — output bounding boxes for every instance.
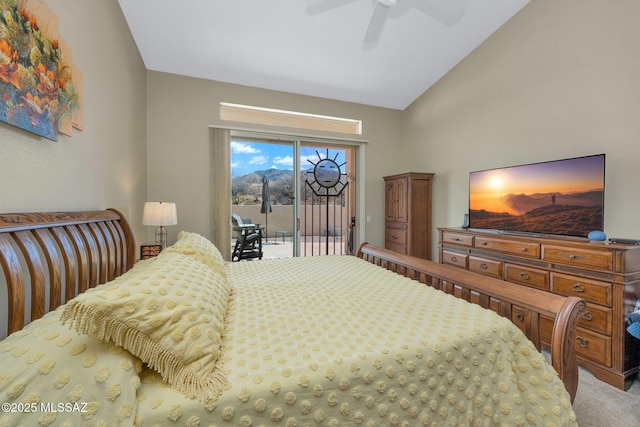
[560,253,587,261]
[519,272,530,280]
[480,263,488,270]
[571,283,585,293]
[577,336,589,348]
[516,313,525,322]
[520,247,527,252]
[450,256,458,263]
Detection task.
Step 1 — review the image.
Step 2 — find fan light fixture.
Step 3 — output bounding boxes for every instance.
[307,0,468,46]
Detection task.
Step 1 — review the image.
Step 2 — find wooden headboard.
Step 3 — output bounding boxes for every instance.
[0,209,135,339]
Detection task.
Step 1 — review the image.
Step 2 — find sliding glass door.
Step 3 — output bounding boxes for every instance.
[230,134,358,258]
[231,137,295,257]
[299,142,356,256]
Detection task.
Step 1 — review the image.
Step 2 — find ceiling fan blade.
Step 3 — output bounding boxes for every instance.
[306,0,360,15]
[411,0,467,26]
[363,1,390,43]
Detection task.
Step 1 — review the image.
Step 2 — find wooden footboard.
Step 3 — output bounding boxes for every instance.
[357,243,586,403]
[0,209,135,339]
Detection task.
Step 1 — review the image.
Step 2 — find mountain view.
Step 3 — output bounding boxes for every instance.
[232,169,295,205]
[231,140,351,206]
[470,190,604,236]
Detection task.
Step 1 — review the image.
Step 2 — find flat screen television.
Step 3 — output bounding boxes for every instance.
[468,154,605,237]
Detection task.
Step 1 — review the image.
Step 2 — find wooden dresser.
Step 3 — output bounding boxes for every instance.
[384,172,434,259]
[438,227,640,390]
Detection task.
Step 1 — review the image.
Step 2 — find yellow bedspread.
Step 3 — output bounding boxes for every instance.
[135,255,577,426]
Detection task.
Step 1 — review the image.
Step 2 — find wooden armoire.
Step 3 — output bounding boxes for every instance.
[384,172,434,259]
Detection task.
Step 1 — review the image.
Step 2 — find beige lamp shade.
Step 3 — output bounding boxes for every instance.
[142,202,177,247]
[142,202,177,226]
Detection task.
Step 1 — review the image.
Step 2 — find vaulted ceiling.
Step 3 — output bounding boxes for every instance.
[118,0,529,110]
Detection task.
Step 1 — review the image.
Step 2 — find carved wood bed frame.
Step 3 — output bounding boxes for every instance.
[0,209,135,338]
[357,243,586,403]
[0,209,585,403]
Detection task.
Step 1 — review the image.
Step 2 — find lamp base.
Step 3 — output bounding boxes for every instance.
[155,226,168,248]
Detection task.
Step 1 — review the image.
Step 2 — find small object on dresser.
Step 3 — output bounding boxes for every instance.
[462,213,469,229]
[609,237,640,245]
[587,230,606,241]
[140,243,163,260]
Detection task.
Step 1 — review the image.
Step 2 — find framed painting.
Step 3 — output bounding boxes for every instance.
[0,0,81,141]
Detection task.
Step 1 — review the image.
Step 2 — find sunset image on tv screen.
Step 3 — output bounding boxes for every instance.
[468,155,605,237]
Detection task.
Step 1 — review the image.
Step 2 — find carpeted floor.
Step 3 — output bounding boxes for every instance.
[572,367,640,427]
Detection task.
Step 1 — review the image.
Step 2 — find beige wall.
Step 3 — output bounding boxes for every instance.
[404,0,640,258]
[0,0,148,241]
[146,72,404,249]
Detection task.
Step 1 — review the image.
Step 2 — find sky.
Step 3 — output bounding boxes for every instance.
[231,139,347,177]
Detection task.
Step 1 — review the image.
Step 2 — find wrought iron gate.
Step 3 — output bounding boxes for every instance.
[300,148,355,256]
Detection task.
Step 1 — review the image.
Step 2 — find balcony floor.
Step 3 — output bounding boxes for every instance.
[230,235,349,261]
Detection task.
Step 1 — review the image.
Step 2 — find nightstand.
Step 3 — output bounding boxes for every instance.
[140,243,163,260]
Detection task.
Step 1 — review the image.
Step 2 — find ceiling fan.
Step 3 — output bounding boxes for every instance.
[306,0,467,45]
[363,0,398,43]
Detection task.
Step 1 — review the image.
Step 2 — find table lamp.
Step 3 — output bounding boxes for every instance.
[142,201,177,247]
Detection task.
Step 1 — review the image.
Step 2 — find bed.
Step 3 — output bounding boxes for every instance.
[0,209,585,426]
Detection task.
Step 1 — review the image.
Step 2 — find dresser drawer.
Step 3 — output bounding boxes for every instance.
[511,305,530,336]
[550,273,612,307]
[575,327,612,367]
[386,227,407,245]
[541,318,612,366]
[469,256,503,279]
[442,231,474,247]
[578,303,612,336]
[543,245,613,270]
[386,221,408,230]
[505,263,549,291]
[442,250,468,269]
[386,242,407,255]
[475,236,541,259]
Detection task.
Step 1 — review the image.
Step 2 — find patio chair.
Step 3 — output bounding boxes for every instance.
[231,214,263,261]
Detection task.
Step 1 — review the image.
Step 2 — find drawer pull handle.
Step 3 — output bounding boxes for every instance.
[450,256,458,262]
[520,247,527,252]
[480,263,488,270]
[519,272,530,280]
[581,311,593,321]
[481,242,488,246]
[452,237,460,241]
[516,313,525,322]
[560,253,587,261]
[571,283,585,293]
[392,234,398,239]
[576,336,589,348]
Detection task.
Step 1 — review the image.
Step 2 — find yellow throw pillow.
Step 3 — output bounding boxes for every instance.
[164,231,227,277]
[0,308,141,426]
[61,251,231,401]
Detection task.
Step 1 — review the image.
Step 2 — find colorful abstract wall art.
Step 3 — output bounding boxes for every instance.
[0,0,82,141]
